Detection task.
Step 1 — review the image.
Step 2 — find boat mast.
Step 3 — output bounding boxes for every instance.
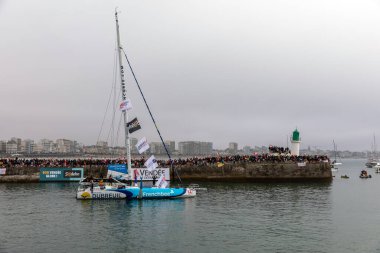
[374,134,377,160]
[115,11,132,176]
[333,140,337,161]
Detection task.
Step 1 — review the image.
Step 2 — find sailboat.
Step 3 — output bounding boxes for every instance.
[331,140,342,172]
[365,134,380,170]
[76,11,196,200]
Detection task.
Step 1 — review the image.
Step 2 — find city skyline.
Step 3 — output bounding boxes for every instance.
[1,1,380,151]
[0,135,376,153]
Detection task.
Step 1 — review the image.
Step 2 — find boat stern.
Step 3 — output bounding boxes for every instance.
[180,188,196,198]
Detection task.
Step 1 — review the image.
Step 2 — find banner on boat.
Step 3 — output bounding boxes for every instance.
[107,164,128,180]
[132,168,170,181]
[40,168,84,182]
[0,168,6,175]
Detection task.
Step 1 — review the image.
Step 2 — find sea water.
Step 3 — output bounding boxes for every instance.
[0,159,379,253]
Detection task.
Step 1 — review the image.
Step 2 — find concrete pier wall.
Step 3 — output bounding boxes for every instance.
[176,162,332,182]
[0,162,331,183]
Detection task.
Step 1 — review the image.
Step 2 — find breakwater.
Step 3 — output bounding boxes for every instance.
[0,162,331,183]
[177,162,332,182]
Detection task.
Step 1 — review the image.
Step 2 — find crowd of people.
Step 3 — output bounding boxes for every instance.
[268,145,290,154]
[0,154,329,168]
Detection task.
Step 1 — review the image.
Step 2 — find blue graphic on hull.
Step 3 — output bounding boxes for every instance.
[112,188,186,199]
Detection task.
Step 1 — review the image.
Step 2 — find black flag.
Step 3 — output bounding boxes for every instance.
[127,117,141,133]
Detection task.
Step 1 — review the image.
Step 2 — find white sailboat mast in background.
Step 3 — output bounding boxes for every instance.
[332,140,342,166]
[115,10,132,176]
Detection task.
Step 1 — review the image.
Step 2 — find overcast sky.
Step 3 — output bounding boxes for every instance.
[1,0,380,151]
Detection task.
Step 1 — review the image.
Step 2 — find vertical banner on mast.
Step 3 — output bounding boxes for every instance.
[136,137,149,154]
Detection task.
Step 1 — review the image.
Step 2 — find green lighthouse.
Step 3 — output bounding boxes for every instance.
[290,128,301,156]
[292,129,300,142]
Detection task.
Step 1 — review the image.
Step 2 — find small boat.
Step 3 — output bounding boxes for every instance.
[341,175,349,179]
[359,170,372,179]
[366,161,380,168]
[375,166,380,173]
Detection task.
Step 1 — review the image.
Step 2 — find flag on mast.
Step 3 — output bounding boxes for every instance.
[144,155,158,171]
[136,137,149,154]
[119,99,132,111]
[126,117,141,133]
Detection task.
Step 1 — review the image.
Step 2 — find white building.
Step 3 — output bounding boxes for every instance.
[6,141,18,154]
[56,139,75,153]
[21,139,34,154]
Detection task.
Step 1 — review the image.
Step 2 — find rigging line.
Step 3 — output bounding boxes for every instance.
[107,94,117,147]
[97,47,118,144]
[110,58,117,149]
[112,89,122,152]
[121,48,182,184]
[115,113,123,152]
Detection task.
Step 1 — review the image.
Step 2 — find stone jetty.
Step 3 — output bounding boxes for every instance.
[176,162,332,182]
[0,161,331,183]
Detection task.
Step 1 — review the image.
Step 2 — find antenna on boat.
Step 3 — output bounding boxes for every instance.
[115,10,132,178]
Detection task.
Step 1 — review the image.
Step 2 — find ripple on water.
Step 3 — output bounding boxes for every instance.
[1,172,374,253]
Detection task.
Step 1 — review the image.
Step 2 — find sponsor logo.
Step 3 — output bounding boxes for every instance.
[92,192,126,199]
[142,190,174,197]
[143,192,171,197]
[133,168,169,180]
[64,170,81,178]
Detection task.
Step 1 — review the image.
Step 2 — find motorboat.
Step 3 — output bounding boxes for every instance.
[365,161,380,168]
[359,170,372,179]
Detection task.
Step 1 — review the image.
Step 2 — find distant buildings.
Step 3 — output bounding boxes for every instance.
[6,141,17,154]
[42,139,55,153]
[21,139,34,154]
[178,141,213,155]
[0,136,370,159]
[229,142,238,154]
[57,139,75,153]
[0,141,6,153]
[130,138,138,154]
[243,146,251,154]
[11,137,21,152]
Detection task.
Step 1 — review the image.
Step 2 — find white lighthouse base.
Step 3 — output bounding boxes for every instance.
[291,141,301,156]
